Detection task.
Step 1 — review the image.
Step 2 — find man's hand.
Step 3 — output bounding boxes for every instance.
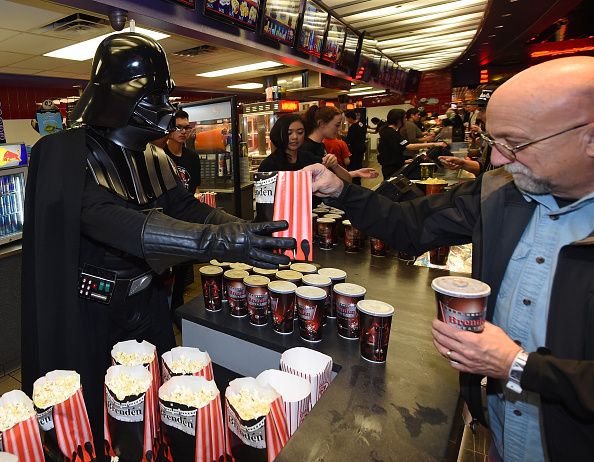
[322,154,339,169]
[431,320,522,379]
[438,156,465,170]
[351,167,379,179]
[303,163,344,198]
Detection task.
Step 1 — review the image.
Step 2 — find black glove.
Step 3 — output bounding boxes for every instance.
[142,211,296,274]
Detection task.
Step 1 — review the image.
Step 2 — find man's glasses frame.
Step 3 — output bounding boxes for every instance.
[175,125,191,132]
[480,122,589,161]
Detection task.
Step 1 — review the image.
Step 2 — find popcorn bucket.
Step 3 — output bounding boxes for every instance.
[256,370,311,437]
[32,370,95,461]
[161,347,214,383]
[280,347,332,409]
[158,376,225,462]
[104,365,157,462]
[224,377,288,462]
[0,390,44,461]
[254,171,313,261]
[111,340,161,435]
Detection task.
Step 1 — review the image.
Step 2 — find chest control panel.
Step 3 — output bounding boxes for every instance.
[78,265,117,304]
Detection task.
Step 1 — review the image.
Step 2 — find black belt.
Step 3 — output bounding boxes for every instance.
[78,264,153,305]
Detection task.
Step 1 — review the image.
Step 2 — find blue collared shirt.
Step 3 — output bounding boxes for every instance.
[488,189,594,462]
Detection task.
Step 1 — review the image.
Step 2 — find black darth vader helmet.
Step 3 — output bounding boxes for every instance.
[72,32,175,140]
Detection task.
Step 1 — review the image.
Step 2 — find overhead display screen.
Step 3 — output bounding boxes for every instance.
[261,0,302,46]
[170,0,196,7]
[322,16,346,62]
[204,0,261,30]
[296,0,329,57]
[338,29,360,76]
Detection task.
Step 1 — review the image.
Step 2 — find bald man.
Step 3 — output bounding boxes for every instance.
[304,57,594,460]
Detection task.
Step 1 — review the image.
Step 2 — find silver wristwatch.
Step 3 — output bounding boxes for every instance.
[506,350,529,394]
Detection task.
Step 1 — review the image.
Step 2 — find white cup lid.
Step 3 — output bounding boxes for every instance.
[333,282,366,297]
[224,269,249,279]
[357,299,394,317]
[302,274,331,287]
[290,263,317,274]
[431,276,491,298]
[268,280,297,293]
[295,285,327,300]
[276,269,304,280]
[243,275,271,287]
[199,265,223,275]
[317,217,336,223]
[318,267,347,280]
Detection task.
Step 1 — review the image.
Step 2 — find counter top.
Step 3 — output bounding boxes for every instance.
[0,242,22,259]
[178,245,462,461]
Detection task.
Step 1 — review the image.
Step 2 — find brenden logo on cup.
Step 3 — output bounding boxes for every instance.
[299,303,316,321]
[227,403,266,449]
[228,285,246,300]
[336,301,357,318]
[37,406,54,431]
[160,402,196,436]
[106,389,144,422]
[439,301,485,332]
[255,175,277,204]
[247,292,268,308]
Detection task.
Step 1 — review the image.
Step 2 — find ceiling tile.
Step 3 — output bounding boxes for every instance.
[0,32,75,54]
[0,28,20,41]
[0,0,74,32]
[4,54,66,70]
[0,50,32,66]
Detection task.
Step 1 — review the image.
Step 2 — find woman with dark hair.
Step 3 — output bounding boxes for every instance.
[301,105,352,183]
[258,114,320,171]
[378,109,445,180]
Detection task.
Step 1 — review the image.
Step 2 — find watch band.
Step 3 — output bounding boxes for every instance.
[506,350,529,394]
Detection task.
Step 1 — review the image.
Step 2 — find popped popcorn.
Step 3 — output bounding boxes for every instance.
[161,385,217,409]
[168,355,209,375]
[106,372,151,401]
[0,400,36,432]
[113,351,155,366]
[33,373,80,409]
[227,388,271,421]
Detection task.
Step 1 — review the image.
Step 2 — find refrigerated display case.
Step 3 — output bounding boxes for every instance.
[182,96,254,219]
[240,99,300,173]
[0,143,28,246]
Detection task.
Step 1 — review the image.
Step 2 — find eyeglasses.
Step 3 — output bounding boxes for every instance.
[480,122,590,161]
[175,125,191,132]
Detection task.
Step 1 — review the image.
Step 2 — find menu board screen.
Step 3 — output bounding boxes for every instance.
[296,0,329,57]
[338,29,360,76]
[204,0,261,30]
[322,16,346,62]
[261,0,302,45]
[170,0,196,7]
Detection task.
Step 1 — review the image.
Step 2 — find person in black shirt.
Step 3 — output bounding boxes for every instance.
[378,109,445,180]
[259,114,319,172]
[344,111,367,185]
[165,110,202,194]
[302,105,352,183]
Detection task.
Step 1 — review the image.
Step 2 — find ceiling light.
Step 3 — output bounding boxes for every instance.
[197,61,283,77]
[349,86,373,93]
[227,83,264,89]
[346,0,486,22]
[349,90,387,97]
[44,26,169,61]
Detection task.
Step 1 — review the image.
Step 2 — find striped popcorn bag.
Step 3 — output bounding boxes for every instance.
[103,365,157,462]
[158,376,225,462]
[280,347,333,409]
[0,390,44,461]
[224,377,288,462]
[111,340,160,439]
[161,347,214,384]
[32,370,95,461]
[254,171,313,261]
[256,369,311,437]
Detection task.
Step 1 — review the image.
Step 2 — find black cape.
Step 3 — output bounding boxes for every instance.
[21,127,93,394]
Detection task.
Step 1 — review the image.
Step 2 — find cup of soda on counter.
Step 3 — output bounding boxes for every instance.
[357,300,395,363]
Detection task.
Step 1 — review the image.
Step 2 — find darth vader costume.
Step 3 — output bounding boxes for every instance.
[21,33,294,450]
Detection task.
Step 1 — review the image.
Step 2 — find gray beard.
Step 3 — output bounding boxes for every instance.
[505,163,552,195]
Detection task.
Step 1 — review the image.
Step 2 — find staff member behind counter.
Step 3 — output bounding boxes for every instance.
[21,32,295,448]
[304,56,594,461]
